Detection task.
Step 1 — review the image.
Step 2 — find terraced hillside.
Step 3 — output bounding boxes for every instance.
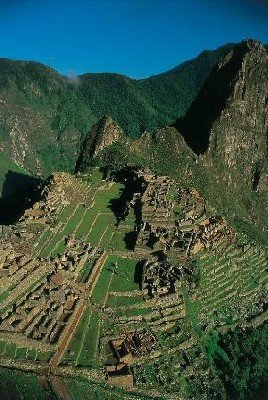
[0,168,266,400]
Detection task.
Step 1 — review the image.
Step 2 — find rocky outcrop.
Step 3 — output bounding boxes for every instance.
[173,40,268,235]
[91,116,125,158]
[207,40,267,191]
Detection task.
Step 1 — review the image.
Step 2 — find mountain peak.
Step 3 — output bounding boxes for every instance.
[176,38,267,198]
[241,38,265,50]
[176,39,267,154]
[76,116,125,172]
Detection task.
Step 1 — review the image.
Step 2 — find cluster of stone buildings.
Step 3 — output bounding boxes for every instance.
[105,330,156,389]
[142,253,182,298]
[1,272,79,343]
[0,169,241,394]
[135,174,235,299]
[0,234,94,345]
[136,176,234,258]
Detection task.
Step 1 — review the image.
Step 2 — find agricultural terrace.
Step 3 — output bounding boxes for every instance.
[0,169,266,400]
[61,255,144,368]
[193,240,268,328]
[33,168,136,259]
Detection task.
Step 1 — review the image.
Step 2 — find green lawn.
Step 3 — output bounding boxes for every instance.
[36,351,53,363]
[114,306,152,318]
[78,258,98,283]
[0,290,11,304]
[77,313,100,366]
[91,262,114,304]
[91,256,140,305]
[66,205,85,230]
[99,224,115,248]
[58,204,77,223]
[26,348,37,361]
[62,308,91,365]
[0,341,7,354]
[93,184,123,210]
[106,294,144,308]
[108,256,141,292]
[87,214,107,245]
[110,229,128,251]
[15,347,28,360]
[81,167,104,185]
[4,343,16,358]
[75,207,96,238]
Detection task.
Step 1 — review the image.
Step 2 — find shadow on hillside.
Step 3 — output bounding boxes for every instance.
[0,170,41,224]
[253,384,268,400]
[134,260,145,289]
[175,43,249,155]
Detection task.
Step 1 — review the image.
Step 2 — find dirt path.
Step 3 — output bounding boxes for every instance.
[50,376,73,400]
[86,252,108,293]
[50,301,86,372]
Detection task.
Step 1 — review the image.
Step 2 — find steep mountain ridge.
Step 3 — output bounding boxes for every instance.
[175,39,268,238]
[0,39,267,239]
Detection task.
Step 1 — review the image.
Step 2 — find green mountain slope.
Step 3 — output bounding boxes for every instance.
[78,43,234,136]
[0,43,234,177]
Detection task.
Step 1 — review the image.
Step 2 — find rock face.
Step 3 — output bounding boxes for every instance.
[207,40,267,192]
[172,40,268,236]
[76,116,126,171]
[91,116,125,158]
[177,40,268,193]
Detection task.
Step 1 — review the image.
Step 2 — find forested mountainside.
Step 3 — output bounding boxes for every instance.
[0,43,233,177]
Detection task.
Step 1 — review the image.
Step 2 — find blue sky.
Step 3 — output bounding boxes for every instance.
[0,0,267,78]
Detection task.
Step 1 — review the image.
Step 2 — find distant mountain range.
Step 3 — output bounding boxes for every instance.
[0,42,234,177]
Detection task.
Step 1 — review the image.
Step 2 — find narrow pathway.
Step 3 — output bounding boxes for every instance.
[50,376,73,400]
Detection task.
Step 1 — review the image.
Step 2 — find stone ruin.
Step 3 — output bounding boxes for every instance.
[135,174,235,258]
[104,330,156,389]
[142,253,181,298]
[0,235,93,345]
[20,172,96,225]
